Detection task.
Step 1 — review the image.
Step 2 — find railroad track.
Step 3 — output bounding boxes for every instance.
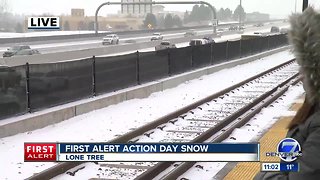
[28,59,299,180]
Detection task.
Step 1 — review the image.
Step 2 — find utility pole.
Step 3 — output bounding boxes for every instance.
[295,0,297,13]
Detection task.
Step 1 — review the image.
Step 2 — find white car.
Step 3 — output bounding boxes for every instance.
[102,34,119,45]
[155,41,176,51]
[151,33,163,41]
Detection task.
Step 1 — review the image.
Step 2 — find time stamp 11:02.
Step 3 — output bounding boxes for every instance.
[261,162,299,172]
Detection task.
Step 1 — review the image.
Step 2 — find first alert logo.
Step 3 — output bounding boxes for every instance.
[24,143,57,161]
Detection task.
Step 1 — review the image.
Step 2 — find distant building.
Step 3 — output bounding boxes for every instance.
[59,9,143,31]
[246,12,270,21]
[121,0,152,17]
[152,5,165,14]
[71,9,85,17]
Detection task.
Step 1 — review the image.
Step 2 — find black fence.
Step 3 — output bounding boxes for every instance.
[0,34,288,120]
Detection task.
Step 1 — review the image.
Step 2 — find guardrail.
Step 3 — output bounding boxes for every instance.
[0,33,288,120]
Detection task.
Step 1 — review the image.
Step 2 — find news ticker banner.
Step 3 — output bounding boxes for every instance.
[24,143,259,162]
[261,162,299,172]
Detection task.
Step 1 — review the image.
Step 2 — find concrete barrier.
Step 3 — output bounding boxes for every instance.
[0,46,290,138]
[75,92,127,116]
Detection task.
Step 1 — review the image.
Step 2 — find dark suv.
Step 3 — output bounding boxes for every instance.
[203,36,215,43]
[270,26,280,33]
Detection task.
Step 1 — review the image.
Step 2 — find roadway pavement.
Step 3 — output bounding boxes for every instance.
[0,21,288,66]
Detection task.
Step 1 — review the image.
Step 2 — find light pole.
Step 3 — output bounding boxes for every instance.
[303,0,308,11]
[239,0,242,27]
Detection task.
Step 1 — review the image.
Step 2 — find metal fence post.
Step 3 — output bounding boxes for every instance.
[239,39,242,58]
[25,62,31,113]
[267,35,270,50]
[136,51,140,85]
[210,43,214,65]
[226,40,229,60]
[92,56,96,97]
[191,46,194,68]
[168,48,171,76]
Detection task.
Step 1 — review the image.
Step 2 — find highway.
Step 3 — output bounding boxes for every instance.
[0,21,288,66]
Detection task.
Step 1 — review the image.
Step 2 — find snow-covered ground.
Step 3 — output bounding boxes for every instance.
[0,50,298,180]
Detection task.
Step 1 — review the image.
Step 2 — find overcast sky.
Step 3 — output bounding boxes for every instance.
[5,0,320,18]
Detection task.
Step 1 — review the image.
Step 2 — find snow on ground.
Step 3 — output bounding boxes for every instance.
[0,50,296,180]
[179,84,304,180]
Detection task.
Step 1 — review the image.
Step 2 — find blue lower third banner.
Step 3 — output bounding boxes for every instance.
[57,143,259,162]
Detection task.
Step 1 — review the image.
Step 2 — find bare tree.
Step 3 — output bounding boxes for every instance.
[0,0,11,31]
[0,0,9,13]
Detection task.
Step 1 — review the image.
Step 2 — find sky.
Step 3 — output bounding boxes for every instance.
[4,0,320,18]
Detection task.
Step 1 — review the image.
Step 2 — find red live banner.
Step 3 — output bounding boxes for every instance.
[24,143,57,161]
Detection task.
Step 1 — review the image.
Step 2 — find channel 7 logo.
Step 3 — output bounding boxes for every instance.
[266,138,302,162]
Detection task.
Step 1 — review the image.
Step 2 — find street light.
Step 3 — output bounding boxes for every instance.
[239,0,242,27]
[303,0,308,11]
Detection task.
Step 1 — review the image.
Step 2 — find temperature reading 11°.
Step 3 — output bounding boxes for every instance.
[287,164,294,170]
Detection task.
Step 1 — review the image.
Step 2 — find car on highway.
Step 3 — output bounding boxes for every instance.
[280,28,289,34]
[155,41,176,51]
[270,26,280,33]
[217,28,225,33]
[229,26,238,31]
[2,45,40,58]
[184,29,197,37]
[151,33,163,41]
[189,39,209,46]
[102,34,119,45]
[254,23,264,27]
[238,25,245,30]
